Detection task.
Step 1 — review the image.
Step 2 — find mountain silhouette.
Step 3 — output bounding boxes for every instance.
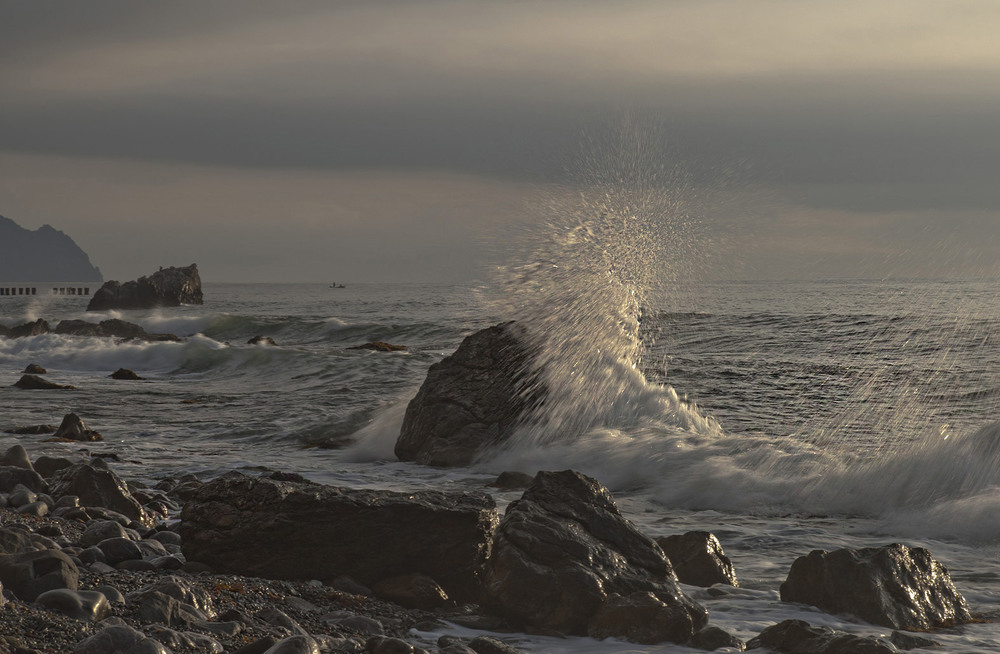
[0,215,103,282]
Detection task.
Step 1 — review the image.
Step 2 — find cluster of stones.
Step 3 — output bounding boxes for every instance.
[86,264,203,311]
[0,317,181,342]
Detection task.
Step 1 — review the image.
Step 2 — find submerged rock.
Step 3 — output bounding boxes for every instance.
[746,619,897,653]
[87,263,202,311]
[110,368,144,380]
[51,413,103,441]
[180,472,498,602]
[481,470,707,643]
[56,318,179,342]
[656,531,739,588]
[8,319,50,338]
[247,335,277,346]
[14,374,75,390]
[395,321,543,467]
[779,543,972,630]
[349,341,406,352]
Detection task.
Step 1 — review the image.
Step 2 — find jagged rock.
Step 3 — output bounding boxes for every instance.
[588,591,705,645]
[9,319,50,338]
[746,619,895,653]
[180,472,498,602]
[72,624,171,654]
[50,413,103,441]
[14,374,75,390]
[110,368,144,380]
[372,573,450,610]
[349,341,406,352]
[247,336,277,346]
[35,588,111,621]
[481,470,707,642]
[0,445,33,470]
[87,263,203,311]
[48,463,151,526]
[0,549,79,601]
[53,319,103,337]
[395,321,543,466]
[656,531,739,587]
[22,363,46,374]
[779,543,972,630]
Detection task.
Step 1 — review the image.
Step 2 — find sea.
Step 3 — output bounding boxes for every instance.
[2,277,1000,653]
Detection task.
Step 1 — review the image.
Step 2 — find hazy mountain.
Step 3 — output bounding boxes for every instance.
[0,215,103,282]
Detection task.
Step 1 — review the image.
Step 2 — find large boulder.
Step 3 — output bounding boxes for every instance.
[87,263,202,311]
[8,319,50,338]
[779,543,972,630]
[52,413,103,441]
[0,549,79,601]
[48,463,152,526]
[655,531,739,587]
[13,374,74,390]
[395,321,543,466]
[180,472,499,602]
[481,470,707,643]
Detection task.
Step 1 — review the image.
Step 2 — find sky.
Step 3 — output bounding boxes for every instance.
[1,0,999,283]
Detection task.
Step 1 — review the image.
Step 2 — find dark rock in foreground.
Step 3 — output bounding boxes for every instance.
[87,263,202,311]
[14,374,75,390]
[656,531,739,588]
[481,470,707,643]
[110,368,144,380]
[350,341,407,352]
[8,319,50,338]
[746,619,898,653]
[49,462,152,526]
[395,321,543,467]
[180,472,499,603]
[780,543,972,630]
[51,413,103,441]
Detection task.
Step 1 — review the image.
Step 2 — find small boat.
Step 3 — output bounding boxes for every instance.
[329,283,346,288]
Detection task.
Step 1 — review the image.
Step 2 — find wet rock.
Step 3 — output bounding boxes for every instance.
[779,543,972,630]
[147,625,224,653]
[14,374,75,390]
[72,624,171,654]
[23,363,47,374]
[0,526,41,554]
[48,463,151,526]
[248,336,278,346]
[367,636,412,654]
[17,500,48,517]
[87,263,203,310]
[691,625,746,651]
[263,635,320,654]
[180,472,497,603]
[468,635,522,654]
[256,606,309,636]
[5,424,58,434]
[110,368,144,380]
[489,471,535,490]
[53,319,103,336]
[97,537,144,565]
[0,548,79,601]
[588,591,705,645]
[372,573,450,610]
[233,637,280,654]
[80,520,133,547]
[890,631,941,650]
[51,413,103,441]
[133,576,217,619]
[656,531,739,587]
[482,470,707,642]
[746,619,895,653]
[349,341,406,352]
[395,321,543,466]
[9,319,50,338]
[35,588,111,621]
[55,318,179,342]
[33,455,76,478]
[0,445,34,470]
[0,466,48,493]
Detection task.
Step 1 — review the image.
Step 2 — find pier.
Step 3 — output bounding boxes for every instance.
[0,285,91,297]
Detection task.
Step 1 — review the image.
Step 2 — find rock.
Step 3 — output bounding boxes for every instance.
[87,263,203,311]
[72,624,172,654]
[51,413,103,441]
[35,588,111,621]
[481,470,707,642]
[48,463,152,526]
[33,455,76,478]
[262,636,320,654]
[132,589,209,629]
[349,342,406,352]
[80,520,133,547]
[110,368,144,380]
[147,626,223,653]
[745,619,895,654]
[468,636,521,654]
[22,363,46,374]
[655,531,739,587]
[55,318,179,342]
[366,636,412,654]
[489,471,535,490]
[395,321,543,466]
[17,500,48,517]
[0,466,48,493]
[371,573,450,610]
[890,631,941,650]
[0,445,34,471]
[247,336,277,346]
[0,526,42,554]
[233,637,280,654]
[691,625,745,651]
[588,591,705,646]
[54,319,103,337]
[96,537,144,565]
[180,472,498,603]
[134,576,216,619]
[14,374,75,390]
[5,424,58,434]
[0,549,79,601]
[779,543,972,630]
[9,319,50,338]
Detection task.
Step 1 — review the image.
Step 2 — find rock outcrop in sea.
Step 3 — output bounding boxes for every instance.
[0,215,103,282]
[86,264,202,311]
[395,321,543,466]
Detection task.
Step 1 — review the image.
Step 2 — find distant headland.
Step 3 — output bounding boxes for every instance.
[0,215,103,282]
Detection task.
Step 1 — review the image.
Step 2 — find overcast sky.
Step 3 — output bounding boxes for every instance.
[2,1,999,282]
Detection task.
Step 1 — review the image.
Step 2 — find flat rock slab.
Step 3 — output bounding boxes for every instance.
[180,472,499,603]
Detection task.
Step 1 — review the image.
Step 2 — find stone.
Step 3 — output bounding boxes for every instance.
[489,471,535,490]
[14,374,75,390]
[80,520,132,547]
[48,463,151,526]
[0,548,79,601]
[110,368,144,380]
[256,606,309,636]
[134,576,217,618]
[395,321,543,466]
[481,470,707,642]
[247,336,277,346]
[890,631,941,650]
[468,636,521,654]
[232,637,280,654]
[348,342,406,352]
[54,318,178,342]
[17,500,48,517]
[72,624,171,654]
[180,472,498,603]
[262,636,320,654]
[779,543,972,630]
[5,424,58,434]
[87,263,203,311]
[0,445,33,470]
[0,526,40,554]
[7,484,37,507]
[9,319,50,338]
[371,573,450,610]
[656,531,739,587]
[147,626,223,653]
[588,592,703,646]
[33,455,76,477]
[53,319,104,337]
[0,466,48,493]
[367,636,412,654]
[22,363,46,374]
[691,625,746,651]
[51,413,103,441]
[745,619,895,654]
[35,588,111,621]
[97,537,144,565]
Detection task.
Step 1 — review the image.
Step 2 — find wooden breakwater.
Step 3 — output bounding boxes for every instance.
[1,285,91,297]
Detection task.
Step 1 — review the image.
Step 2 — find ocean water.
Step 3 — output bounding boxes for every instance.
[2,278,1000,652]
